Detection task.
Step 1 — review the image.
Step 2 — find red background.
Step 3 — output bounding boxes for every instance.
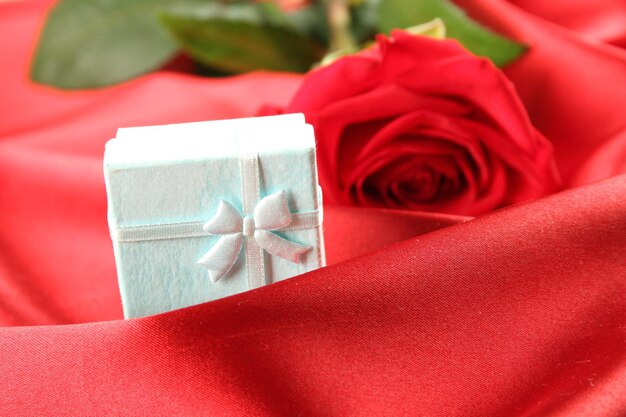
[0,1,624,415]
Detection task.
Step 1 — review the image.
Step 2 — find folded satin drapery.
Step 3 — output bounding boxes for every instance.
[0,1,624,416]
[1,176,625,416]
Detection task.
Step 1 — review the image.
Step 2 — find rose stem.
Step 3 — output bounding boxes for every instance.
[324,0,358,52]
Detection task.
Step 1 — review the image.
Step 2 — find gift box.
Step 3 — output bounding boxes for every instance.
[104,114,325,318]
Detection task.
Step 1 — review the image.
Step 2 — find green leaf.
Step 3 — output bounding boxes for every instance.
[377,0,526,67]
[317,17,446,69]
[159,3,323,74]
[350,0,381,44]
[317,48,356,68]
[31,0,197,89]
[406,18,446,39]
[286,3,330,46]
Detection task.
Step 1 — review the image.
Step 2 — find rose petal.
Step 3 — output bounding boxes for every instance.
[455,0,626,185]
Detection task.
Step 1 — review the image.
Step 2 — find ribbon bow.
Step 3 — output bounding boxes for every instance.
[197,190,311,283]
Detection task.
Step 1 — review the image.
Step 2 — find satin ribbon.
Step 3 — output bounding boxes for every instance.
[111,153,321,290]
[197,190,315,285]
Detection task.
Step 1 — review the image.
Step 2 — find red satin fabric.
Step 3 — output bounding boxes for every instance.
[2,175,625,416]
[1,1,625,416]
[508,0,626,47]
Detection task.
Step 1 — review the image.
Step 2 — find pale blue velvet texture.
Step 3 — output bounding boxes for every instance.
[104,116,324,318]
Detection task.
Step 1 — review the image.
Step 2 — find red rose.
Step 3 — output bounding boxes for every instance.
[283,31,561,216]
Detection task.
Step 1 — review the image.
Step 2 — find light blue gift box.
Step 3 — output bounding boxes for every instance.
[104,114,325,318]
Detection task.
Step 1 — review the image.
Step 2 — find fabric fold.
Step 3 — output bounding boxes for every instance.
[1,175,624,416]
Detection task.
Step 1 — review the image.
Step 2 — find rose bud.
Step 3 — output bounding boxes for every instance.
[281,30,561,216]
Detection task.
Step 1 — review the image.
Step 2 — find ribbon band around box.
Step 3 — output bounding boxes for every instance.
[111,153,321,290]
